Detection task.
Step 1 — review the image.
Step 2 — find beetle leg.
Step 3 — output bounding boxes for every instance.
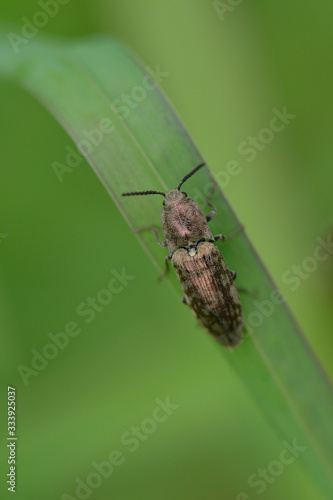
[237,286,257,297]
[158,255,171,281]
[205,199,217,222]
[213,224,244,243]
[133,226,167,247]
[213,233,225,242]
[181,296,188,305]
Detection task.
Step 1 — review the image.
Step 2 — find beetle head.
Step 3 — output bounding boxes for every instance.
[163,189,187,207]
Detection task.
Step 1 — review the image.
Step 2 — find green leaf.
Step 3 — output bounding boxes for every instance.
[1,33,333,497]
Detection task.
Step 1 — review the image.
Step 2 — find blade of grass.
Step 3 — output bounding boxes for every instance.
[1,33,333,497]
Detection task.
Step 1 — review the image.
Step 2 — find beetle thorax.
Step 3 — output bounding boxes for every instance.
[161,189,214,253]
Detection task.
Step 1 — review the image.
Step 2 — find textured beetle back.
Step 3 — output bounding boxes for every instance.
[172,242,242,347]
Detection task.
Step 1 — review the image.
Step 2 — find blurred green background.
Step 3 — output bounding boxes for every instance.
[1,1,332,499]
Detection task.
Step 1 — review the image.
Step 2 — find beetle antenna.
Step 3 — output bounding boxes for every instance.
[122,190,166,197]
[177,162,206,190]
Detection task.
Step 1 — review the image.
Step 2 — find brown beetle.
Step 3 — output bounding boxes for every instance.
[122,163,242,347]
